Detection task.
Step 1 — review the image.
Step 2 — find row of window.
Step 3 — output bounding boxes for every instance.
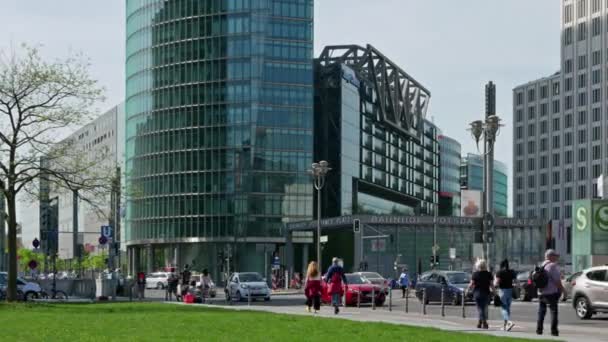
[564,15,608,45]
[515,82,560,105]
[564,0,605,24]
[516,181,592,204]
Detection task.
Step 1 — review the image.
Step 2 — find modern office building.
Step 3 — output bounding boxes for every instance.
[460,153,508,217]
[438,134,462,216]
[125,0,314,277]
[29,104,125,260]
[513,0,608,263]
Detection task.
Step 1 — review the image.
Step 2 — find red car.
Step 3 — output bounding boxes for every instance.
[321,273,386,306]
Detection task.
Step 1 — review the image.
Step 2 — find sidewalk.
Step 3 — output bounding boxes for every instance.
[166,301,606,342]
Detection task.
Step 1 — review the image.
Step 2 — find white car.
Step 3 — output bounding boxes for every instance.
[225,272,271,302]
[0,272,42,301]
[146,272,170,289]
[191,274,217,298]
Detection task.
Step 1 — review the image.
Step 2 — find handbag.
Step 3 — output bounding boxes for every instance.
[493,293,502,307]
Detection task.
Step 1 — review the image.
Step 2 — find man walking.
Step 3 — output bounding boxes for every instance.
[536,249,564,337]
[325,257,348,315]
[398,268,410,298]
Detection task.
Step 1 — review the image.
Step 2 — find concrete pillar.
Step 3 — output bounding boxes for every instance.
[285,230,294,277]
[146,245,153,274]
[301,244,309,276]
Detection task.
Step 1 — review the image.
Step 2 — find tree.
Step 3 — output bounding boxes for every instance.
[0,44,107,301]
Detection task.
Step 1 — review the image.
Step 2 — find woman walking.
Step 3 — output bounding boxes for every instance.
[304,261,322,313]
[467,259,493,329]
[495,259,516,331]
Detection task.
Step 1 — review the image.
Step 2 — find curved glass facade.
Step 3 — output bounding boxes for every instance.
[438,134,461,216]
[125,0,313,273]
[460,153,508,217]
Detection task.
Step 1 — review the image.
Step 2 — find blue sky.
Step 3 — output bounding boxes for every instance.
[1,1,561,215]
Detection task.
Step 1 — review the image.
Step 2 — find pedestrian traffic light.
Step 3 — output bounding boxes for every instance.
[353,219,360,233]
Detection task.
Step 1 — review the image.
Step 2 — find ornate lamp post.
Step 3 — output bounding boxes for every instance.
[309,161,331,270]
[468,115,503,268]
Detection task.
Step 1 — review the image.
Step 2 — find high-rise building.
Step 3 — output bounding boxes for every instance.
[460,153,508,217]
[438,134,462,216]
[125,1,314,276]
[513,0,608,261]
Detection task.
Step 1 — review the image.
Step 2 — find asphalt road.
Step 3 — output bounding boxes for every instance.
[146,288,608,327]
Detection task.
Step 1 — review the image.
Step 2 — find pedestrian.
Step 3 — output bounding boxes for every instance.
[536,249,564,337]
[201,269,212,303]
[398,268,410,298]
[494,259,516,331]
[467,259,493,329]
[136,272,146,300]
[324,257,348,315]
[167,273,180,301]
[304,261,322,313]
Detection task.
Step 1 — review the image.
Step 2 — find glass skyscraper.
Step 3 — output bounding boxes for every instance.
[125,0,313,277]
[460,153,508,217]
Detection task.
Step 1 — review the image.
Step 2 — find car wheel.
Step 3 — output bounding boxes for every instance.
[24,291,38,301]
[264,297,270,302]
[156,282,164,290]
[575,297,593,319]
[375,299,384,307]
[224,290,231,301]
[235,291,242,302]
[452,295,460,306]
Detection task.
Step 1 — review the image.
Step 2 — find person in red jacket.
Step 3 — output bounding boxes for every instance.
[304,261,322,313]
[325,257,348,315]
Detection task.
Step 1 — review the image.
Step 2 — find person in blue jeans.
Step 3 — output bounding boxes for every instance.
[495,259,516,331]
[398,268,410,298]
[467,259,493,329]
[325,257,347,314]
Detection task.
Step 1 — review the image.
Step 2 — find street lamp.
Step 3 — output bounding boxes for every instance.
[468,114,503,269]
[309,161,331,270]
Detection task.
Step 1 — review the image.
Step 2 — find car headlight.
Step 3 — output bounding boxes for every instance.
[240,284,247,289]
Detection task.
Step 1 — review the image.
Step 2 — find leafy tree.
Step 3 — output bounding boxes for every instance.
[0,44,107,301]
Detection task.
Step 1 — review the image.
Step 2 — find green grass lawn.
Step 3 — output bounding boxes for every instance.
[0,303,541,342]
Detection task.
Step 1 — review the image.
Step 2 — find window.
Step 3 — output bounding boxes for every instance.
[593,107,601,121]
[578,0,588,18]
[586,270,607,282]
[592,50,602,65]
[528,158,536,170]
[553,207,560,220]
[541,103,548,116]
[516,126,523,139]
[528,175,536,188]
[553,171,561,184]
[565,132,573,146]
[565,4,573,23]
[566,168,574,182]
[528,106,536,119]
[541,191,547,204]
[579,148,587,162]
[541,85,548,99]
[565,26,573,45]
[553,82,560,95]
[516,177,523,190]
[541,173,548,186]
[528,192,536,205]
[553,99,561,114]
[566,187,573,200]
[541,120,548,133]
[592,17,602,36]
[553,118,560,130]
[516,159,523,172]
[578,110,587,125]
[565,113,573,128]
[516,143,524,155]
[579,55,588,69]
[553,135,561,148]
[593,163,602,177]
[566,95,573,110]
[579,166,588,179]
[528,123,536,136]
[516,92,523,105]
[592,69,601,84]
[566,77,573,91]
[578,184,587,199]
[516,194,523,206]
[528,89,536,102]
[593,126,601,140]
[540,138,548,151]
[579,73,588,88]
[593,88,601,103]
[594,145,602,159]
[553,189,560,202]
[565,59,574,73]
[553,153,561,167]
[578,129,587,143]
[593,0,602,13]
[566,150,573,164]
[528,141,536,153]
[541,155,548,168]
[516,109,523,122]
[578,22,587,41]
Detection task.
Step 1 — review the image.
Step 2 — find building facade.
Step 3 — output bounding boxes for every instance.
[460,153,508,217]
[438,134,462,216]
[125,0,314,277]
[513,0,608,262]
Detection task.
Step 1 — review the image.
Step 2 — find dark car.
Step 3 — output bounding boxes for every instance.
[516,271,537,301]
[415,271,473,305]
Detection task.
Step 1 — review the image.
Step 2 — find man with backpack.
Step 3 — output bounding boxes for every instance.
[325,257,348,315]
[535,249,564,337]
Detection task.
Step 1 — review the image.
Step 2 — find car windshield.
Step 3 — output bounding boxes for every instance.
[346,274,370,285]
[240,273,263,282]
[517,272,529,281]
[446,273,470,284]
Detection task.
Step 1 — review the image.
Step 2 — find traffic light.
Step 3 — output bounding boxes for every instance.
[353,219,360,233]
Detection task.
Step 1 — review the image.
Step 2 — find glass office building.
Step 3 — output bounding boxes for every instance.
[125,0,314,277]
[314,45,438,220]
[438,134,461,216]
[460,153,508,217]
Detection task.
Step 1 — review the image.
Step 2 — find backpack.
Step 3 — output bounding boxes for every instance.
[531,264,549,289]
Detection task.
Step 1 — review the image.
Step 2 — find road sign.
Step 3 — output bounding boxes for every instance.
[32,238,40,249]
[99,235,108,245]
[320,235,328,243]
[28,260,38,269]
[371,239,386,252]
[449,248,456,260]
[101,225,113,240]
[432,244,440,254]
[271,255,280,270]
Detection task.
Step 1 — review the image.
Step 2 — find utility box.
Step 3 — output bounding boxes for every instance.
[572,199,608,272]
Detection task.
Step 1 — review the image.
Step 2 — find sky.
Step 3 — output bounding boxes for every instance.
[0,0,561,218]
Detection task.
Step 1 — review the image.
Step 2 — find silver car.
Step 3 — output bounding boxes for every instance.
[146,272,169,289]
[571,266,608,319]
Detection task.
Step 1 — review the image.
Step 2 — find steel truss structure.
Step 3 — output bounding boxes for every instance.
[317,44,431,138]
